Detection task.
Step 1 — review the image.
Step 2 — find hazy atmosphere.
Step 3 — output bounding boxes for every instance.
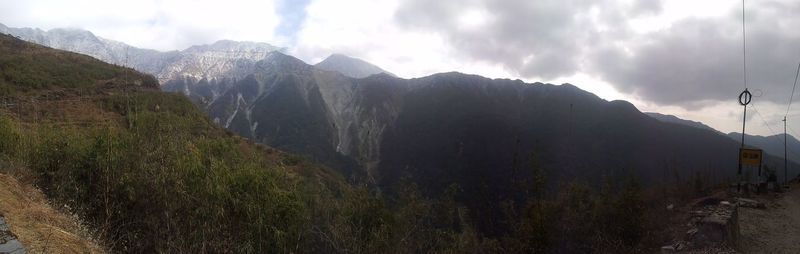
[2,0,799,135]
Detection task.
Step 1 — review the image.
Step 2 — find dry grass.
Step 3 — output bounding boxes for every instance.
[0,173,105,254]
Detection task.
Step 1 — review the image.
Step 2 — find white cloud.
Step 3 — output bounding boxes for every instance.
[291,0,513,80]
[0,0,281,50]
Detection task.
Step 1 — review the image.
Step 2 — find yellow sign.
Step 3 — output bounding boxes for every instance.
[740,148,763,166]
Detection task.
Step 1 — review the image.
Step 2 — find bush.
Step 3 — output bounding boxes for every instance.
[0,116,20,157]
[1,99,316,252]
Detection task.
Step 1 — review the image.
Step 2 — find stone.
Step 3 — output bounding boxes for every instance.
[737,198,766,209]
[660,245,676,253]
[691,204,739,249]
[667,204,674,211]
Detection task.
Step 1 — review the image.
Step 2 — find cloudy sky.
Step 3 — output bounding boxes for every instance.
[1,0,800,137]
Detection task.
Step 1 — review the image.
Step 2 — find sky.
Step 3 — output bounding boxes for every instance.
[1,0,800,137]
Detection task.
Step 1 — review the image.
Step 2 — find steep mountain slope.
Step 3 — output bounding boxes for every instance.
[195,52,800,190]
[315,54,395,78]
[645,112,721,134]
[0,33,359,253]
[195,56,800,234]
[5,33,587,253]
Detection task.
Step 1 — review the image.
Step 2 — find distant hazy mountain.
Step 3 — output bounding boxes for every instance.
[645,112,720,134]
[315,54,394,78]
[645,111,800,167]
[727,132,800,165]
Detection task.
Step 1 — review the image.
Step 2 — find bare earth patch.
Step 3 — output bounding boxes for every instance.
[738,182,800,253]
[0,173,105,254]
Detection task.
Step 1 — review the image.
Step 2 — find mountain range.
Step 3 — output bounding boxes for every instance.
[4,24,798,231]
[646,111,800,169]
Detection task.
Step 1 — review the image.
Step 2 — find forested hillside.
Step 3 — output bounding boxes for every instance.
[0,33,702,253]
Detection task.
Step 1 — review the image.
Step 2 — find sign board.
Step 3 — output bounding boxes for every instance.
[740,148,763,166]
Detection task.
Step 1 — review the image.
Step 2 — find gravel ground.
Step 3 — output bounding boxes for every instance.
[738,183,800,253]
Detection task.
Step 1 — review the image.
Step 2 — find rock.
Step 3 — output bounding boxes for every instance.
[691,204,739,250]
[720,201,731,206]
[661,245,676,253]
[0,216,26,254]
[667,204,674,211]
[737,198,766,209]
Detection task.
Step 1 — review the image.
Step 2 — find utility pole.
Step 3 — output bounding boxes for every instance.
[738,89,752,192]
[785,116,788,186]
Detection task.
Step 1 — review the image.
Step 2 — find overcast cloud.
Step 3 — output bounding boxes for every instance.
[593,2,800,107]
[1,0,799,135]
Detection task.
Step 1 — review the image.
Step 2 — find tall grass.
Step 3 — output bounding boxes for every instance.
[0,88,658,253]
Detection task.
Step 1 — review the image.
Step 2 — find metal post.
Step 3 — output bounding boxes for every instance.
[739,105,746,192]
[741,105,747,148]
[785,116,788,186]
[738,89,752,192]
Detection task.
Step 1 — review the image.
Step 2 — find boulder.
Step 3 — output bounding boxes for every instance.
[689,204,739,250]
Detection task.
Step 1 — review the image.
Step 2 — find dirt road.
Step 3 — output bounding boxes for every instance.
[739,183,800,253]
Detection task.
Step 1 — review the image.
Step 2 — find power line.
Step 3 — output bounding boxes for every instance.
[741,0,748,89]
[752,104,800,158]
[788,125,800,141]
[787,62,800,116]
[782,62,800,185]
[751,104,778,137]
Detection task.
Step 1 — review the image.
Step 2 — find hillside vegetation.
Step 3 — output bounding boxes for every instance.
[0,33,686,253]
[0,33,480,253]
[0,35,156,96]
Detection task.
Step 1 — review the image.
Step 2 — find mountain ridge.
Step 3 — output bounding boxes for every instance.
[315,53,395,78]
[645,112,721,134]
[645,111,800,167]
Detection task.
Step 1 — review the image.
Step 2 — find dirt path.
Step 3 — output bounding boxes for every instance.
[0,173,105,254]
[739,183,800,253]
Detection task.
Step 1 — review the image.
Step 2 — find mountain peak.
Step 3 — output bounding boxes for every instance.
[315,53,395,78]
[184,40,281,53]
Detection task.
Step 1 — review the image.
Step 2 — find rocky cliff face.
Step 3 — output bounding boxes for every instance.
[199,52,404,179]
